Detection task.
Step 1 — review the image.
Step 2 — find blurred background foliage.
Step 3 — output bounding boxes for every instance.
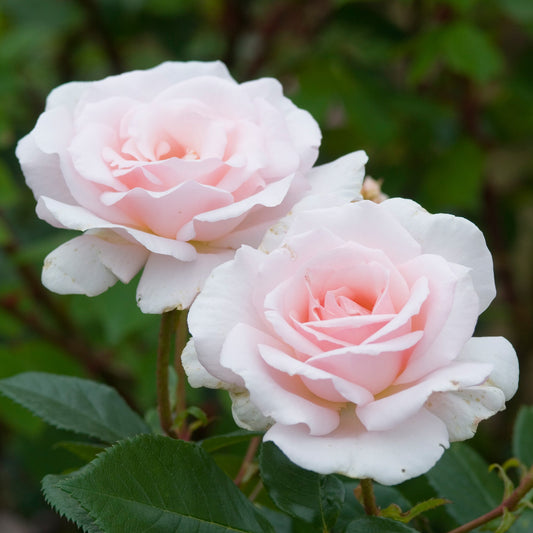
[0,0,531,531]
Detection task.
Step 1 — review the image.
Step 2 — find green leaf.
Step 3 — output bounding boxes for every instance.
[345,516,419,532]
[500,0,533,23]
[260,441,345,531]
[0,372,149,443]
[54,441,106,462]
[42,468,103,533]
[441,22,504,82]
[513,406,533,467]
[200,430,263,453]
[57,434,274,533]
[425,443,501,525]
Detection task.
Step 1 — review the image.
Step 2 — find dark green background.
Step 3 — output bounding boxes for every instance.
[0,0,532,530]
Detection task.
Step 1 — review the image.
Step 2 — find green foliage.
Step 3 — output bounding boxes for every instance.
[54,435,274,533]
[0,372,150,442]
[513,406,533,467]
[42,467,103,533]
[260,441,345,531]
[344,516,419,533]
[425,443,502,524]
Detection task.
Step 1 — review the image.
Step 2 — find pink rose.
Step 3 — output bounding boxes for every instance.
[185,199,518,485]
[16,61,366,312]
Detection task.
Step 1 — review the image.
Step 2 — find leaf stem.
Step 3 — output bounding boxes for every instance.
[157,310,178,438]
[447,465,533,533]
[360,478,379,516]
[234,436,261,487]
[174,310,189,439]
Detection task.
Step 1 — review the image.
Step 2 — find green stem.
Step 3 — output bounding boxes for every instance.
[448,466,533,533]
[360,478,379,516]
[157,310,178,438]
[174,309,189,439]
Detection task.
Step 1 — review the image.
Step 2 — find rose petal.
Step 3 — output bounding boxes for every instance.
[221,323,341,435]
[181,339,228,390]
[42,232,148,297]
[265,407,450,485]
[383,198,495,313]
[356,361,492,431]
[37,197,197,259]
[15,133,75,205]
[136,249,233,313]
[258,343,374,405]
[188,245,267,375]
[426,386,506,441]
[456,336,519,400]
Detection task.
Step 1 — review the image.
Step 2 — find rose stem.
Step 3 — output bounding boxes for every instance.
[174,309,189,440]
[248,480,264,502]
[157,309,178,438]
[447,465,533,533]
[359,478,379,516]
[234,436,261,487]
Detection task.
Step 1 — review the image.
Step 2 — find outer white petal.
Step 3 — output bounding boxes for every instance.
[426,386,506,441]
[383,198,495,313]
[265,407,450,485]
[181,339,227,390]
[229,389,273,432]
[42,232,147,296]
[259,152,368,253]
[298,150,368,207]
[136,249,234,313]
[456,336,519,400]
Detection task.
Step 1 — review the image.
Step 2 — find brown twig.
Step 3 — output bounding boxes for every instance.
[447,466,533,533]
[234,436,261,487]
[74,0,123,73]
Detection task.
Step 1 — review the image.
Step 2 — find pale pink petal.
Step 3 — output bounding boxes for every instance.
[383,198,495,313]
[155,76,251,118]
[258,343,374,405]
[456,336,519,400]
[396,259,479,383]
[211,173,309,249]
[221,323,341,435]
[82,61,234,104]
[102,181,234,239]
[136,249,233,313]
[37,197,197,260]
[265,408,450,485]
[426,386,506,441]
[15,134,75,205]
[45,81,90,111]
[187,245,267,369]
[356,361,492,431]
[286,202,422,264]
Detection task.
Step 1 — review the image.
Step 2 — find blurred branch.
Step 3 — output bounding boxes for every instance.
[245,0,334,79]
[0,210,137,407]
[74,0,123,73]
[222,0,250,69]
